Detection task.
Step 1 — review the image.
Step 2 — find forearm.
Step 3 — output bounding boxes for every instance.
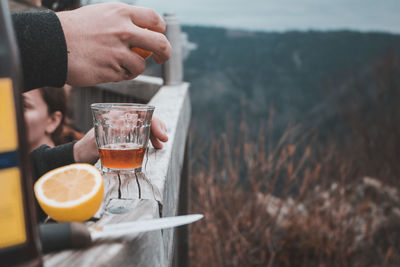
[12,11,67,91]
[30,142,75,180]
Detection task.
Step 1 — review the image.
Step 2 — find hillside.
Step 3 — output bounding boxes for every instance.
[175,27,400,142]
[177,27,400,266]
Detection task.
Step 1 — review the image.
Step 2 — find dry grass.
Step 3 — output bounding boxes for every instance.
[188,53,400,267]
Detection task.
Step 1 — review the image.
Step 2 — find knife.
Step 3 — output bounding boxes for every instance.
[89,214,203,240]
[39,214,203,253]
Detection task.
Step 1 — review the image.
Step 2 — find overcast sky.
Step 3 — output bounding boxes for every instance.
[90,0,400,33]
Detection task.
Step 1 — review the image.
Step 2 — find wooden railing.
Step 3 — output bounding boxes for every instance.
[44,14,191,267]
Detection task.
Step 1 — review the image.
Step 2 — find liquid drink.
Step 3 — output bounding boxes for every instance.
[91,103,154,173]
[99,143,146,170]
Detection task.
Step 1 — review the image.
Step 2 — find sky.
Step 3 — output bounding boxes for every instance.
[88,0,400,33]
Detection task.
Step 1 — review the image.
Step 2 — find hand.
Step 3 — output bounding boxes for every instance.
[57,3,171,86]
[73,116,168,164]
[73,128,98,164]
[150,116,168,149]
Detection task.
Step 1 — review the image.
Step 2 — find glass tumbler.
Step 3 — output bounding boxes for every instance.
[91,103,154,173]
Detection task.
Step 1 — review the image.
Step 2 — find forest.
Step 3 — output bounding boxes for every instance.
[169,26,400,266]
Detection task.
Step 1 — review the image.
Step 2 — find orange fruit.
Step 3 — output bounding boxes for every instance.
[132,47,153,60]
[34,164,103,222]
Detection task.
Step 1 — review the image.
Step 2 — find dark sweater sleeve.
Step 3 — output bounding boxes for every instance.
[12,11,68,91]
[30,141,76,181]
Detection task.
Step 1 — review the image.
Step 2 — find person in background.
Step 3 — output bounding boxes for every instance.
[23,87,83,152]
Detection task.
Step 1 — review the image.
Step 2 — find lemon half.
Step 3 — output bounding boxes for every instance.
[34,163,104,222]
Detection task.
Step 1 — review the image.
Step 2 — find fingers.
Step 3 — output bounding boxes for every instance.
[122,5,171,63]
[119,47,146,79]
[125,6,166,33]
[99,48,146,82]
[151,117,168,142]
[150,117,168,149]
[61,2,170,86]
[73,128,99,164]
[150,134,164,149]
[128,27,171,64]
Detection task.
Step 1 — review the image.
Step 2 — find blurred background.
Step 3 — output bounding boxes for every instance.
[89,0,400,266]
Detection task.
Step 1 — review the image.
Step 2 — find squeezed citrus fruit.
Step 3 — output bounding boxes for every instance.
[34,164,103,222]
[132,47,153,59]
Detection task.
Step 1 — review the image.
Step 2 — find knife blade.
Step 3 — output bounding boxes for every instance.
[39,214,204,252]
[90,214,203,240]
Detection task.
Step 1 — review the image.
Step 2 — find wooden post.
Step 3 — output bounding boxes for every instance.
[162,13,183,85]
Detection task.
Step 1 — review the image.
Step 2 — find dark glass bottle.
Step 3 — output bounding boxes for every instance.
[0,0,42,266]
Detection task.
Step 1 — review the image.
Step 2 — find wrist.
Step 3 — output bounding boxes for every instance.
[73,140,83,163]
[73,129,99,164]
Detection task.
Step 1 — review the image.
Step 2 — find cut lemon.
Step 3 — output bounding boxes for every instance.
[34,164,103,222]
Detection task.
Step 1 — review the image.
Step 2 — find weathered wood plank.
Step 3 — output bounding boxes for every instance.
[93,166,138,219]
[71,75,162,132]
[95,75,162,103]
[135,171,162,202]
[147,83,191,266]
[173,137,191,267]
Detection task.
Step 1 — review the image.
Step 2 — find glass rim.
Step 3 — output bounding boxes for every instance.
[91,103,155,111]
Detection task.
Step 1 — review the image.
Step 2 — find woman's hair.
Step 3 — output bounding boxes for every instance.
[39,87,83,145]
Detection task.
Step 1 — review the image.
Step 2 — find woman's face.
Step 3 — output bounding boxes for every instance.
[23,89,57,151]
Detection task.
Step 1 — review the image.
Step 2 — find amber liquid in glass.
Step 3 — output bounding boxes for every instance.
[99,143,146,169]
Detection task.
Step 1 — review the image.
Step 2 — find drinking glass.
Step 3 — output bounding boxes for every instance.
[91,103,154,173]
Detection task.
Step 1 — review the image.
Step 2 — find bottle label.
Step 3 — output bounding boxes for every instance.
[0,78,18,153]
[0,167,27,249]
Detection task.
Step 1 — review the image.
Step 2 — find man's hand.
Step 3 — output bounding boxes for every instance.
[57,3,171,86]
[73,128,98,164]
